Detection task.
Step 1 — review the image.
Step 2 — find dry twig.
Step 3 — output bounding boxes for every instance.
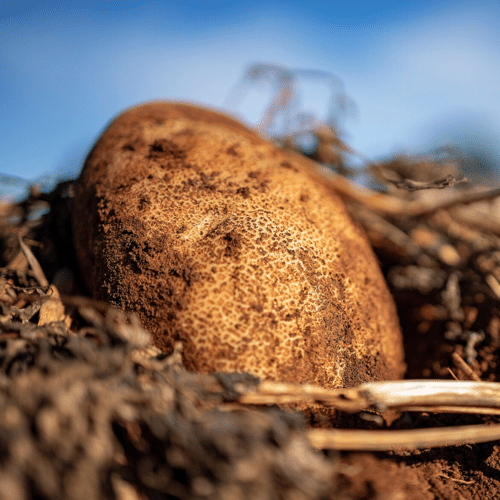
[308,422,500,451]
[237,379,500,450]
[451,352,481,382]
[238,379,500,414]
[381,174,467,192]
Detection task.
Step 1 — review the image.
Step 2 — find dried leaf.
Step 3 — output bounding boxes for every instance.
[38,285,67,326]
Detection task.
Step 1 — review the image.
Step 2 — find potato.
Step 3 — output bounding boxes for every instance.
[72,102,405,388]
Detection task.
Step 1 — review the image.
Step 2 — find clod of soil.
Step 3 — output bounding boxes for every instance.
[72,101,405,388]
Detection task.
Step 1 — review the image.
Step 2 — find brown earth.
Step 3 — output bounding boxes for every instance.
[2,157,500,499]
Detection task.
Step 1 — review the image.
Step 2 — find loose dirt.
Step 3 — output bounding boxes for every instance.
[2,162,500,499]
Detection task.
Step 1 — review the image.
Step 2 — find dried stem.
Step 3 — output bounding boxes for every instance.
[235,379,500,450]
[313,165,500,219]
[308,423,500,451]
[452,352,481,381]
[238,379,500,414]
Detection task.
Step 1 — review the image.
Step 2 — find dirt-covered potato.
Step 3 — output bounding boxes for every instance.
[72,101,405,388]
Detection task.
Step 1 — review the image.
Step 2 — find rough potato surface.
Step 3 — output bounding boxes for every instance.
[73,102,405,388]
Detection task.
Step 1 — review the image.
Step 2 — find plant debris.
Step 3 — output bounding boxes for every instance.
[3,64,500,499]
[0,271,337,499]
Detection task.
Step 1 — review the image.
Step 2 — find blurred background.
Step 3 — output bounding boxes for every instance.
[1,0,500,197]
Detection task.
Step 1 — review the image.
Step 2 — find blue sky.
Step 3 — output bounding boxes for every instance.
[1,0,500,194]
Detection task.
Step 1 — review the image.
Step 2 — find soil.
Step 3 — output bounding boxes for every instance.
[2,168,500,499]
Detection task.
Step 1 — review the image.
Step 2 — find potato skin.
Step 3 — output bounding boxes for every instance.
[73,101,405,388]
